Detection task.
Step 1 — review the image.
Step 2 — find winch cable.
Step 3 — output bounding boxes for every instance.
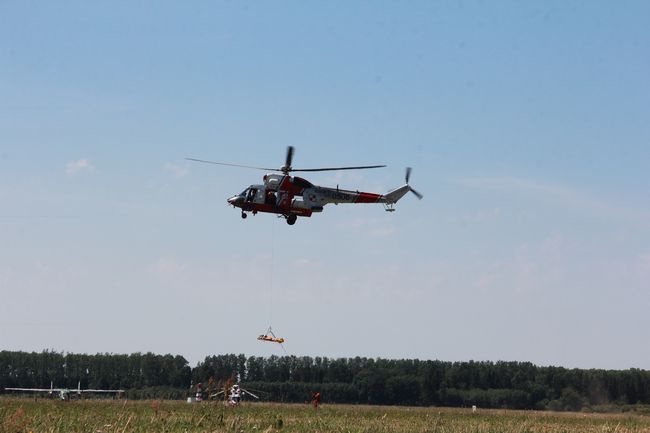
[259,216,288,355]
[268,215,275,329]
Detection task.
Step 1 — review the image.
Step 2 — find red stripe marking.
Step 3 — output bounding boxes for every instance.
[355,192,382,203]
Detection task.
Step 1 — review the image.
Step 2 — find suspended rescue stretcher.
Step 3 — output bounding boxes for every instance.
[257,326,285,344]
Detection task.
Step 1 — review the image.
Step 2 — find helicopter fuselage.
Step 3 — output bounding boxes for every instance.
[227,173,395,225]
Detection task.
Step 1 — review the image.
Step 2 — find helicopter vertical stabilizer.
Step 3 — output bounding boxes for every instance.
[383,167,423,204]
[383,185,411,204]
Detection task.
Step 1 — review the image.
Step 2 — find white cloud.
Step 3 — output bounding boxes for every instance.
[637,253,650,278]
[147,257,190,279]
[452,176,570,197]
[293,258,311,267]
[456,208,502,225]
[66,159,95,175]
[467,234,575,296]
[370,225,397,238]
[0,265,13,287]
[346,217,397,238]
[164,163,188,179]
[451,175,650,225]
[322,171,365,186]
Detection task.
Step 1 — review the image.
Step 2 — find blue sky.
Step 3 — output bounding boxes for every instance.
[1,1,649,369]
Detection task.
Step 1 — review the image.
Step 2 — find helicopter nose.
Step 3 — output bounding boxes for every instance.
[227,196,243,206]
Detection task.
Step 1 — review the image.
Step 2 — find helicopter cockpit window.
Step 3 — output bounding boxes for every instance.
[246,188,257,202]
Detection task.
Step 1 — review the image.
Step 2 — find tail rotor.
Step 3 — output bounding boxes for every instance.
[382,167,423,205]
[405,167,423,200]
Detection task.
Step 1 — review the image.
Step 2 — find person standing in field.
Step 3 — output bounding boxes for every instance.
[311,392,321,409]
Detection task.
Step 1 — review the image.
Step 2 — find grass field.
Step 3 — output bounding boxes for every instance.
[2,398,650,433]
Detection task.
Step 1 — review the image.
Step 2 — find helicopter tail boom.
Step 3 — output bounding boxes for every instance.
[382,185,411,204]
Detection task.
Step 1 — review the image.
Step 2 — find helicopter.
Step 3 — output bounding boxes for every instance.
[186,146,422,225]
[211,384,261,406]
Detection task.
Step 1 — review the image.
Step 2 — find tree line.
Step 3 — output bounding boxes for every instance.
[2,351,650,411]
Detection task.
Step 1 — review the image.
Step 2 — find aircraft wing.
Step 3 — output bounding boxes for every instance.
[4,387,57,392]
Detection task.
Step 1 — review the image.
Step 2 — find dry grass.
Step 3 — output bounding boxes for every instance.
[2,398,650,433]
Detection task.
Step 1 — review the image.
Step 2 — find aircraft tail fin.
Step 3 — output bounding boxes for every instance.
[384,167,423,204]
[384,185,410,204]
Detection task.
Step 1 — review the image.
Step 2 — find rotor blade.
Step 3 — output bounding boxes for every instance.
[406,167,412,184]
[285,146,294,169]
[243,389,260,399]
[409,187,423,200]
[185,158,276,171]
[290,165,386,172]
[243,388,265,394]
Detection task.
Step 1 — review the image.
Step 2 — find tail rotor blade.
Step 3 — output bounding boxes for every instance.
[405,167,422,198]
[409,187,423,200]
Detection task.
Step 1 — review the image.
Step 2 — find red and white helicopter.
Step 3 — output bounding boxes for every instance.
[187,146,422,225]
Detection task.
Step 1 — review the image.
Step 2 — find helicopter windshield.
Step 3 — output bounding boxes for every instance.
[245,187,258,202]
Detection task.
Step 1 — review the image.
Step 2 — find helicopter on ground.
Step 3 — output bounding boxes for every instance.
[211,384,260,406]
[187,146,422,225]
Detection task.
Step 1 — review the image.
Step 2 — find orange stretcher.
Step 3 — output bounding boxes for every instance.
[257,334,285,344]
[257,327,285,344]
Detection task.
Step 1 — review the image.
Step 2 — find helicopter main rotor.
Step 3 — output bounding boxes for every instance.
[186,146,386,175]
